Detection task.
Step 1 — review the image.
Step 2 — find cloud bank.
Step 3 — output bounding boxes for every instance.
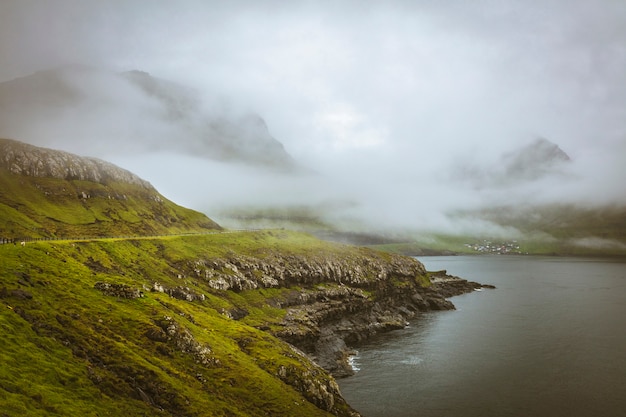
[1,0,625,236]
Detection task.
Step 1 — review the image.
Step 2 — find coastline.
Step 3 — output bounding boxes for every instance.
[275,269,495,378]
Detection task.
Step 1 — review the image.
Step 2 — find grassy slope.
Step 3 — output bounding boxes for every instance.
[0,231,369,416]
[368,235,476,256]
[368,205,626,257]
[480,204,626,256]
[0,168,220,239]
[217,202,626,257]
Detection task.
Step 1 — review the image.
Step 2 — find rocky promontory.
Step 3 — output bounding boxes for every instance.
[1,228,493,416]
[175,247,494,378]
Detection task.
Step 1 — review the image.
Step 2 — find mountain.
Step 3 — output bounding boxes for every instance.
[0,138,220,239]
[0,139,492,416]
[501,137,570,181]
[453,137,572,188]
[447,138,626,256]
[0,66,298,171]
[475,203,626,254]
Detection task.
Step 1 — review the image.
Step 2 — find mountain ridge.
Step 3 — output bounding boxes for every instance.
[0,138,220,240]
[0,66,299,171]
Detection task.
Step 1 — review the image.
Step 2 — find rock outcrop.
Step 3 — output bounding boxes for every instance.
[0,137,154,188]
[176,249,493,377]
[94,282,144,299]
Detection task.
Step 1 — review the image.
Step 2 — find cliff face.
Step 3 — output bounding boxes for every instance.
[176,247,489,377]
[1,232,490,417]
[0,138,491,415]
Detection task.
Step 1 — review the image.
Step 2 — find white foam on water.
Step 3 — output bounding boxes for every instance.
[348,352,361,372]
[399,355,423,366]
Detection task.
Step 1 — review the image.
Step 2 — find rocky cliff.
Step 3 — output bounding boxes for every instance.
[0,138,493,416]
[173,246,492,377]
[0,138,153,188]
[1,227,491,416]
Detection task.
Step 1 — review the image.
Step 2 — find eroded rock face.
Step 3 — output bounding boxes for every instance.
[177,251,492,378]
[94,282,143,299]
[184,251,427,291]
[155,316,219,367]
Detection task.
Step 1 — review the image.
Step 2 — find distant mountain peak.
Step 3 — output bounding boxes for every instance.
[0,66,299,171]
[451,137,572,188]
[503,137,570,180]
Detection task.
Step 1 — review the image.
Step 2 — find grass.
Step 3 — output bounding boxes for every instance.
[367,234,477,256]
[0,145,443,415]
[0,168,220,239]
[1,231,394,416]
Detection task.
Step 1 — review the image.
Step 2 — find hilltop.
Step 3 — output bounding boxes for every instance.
[0,138,220,240]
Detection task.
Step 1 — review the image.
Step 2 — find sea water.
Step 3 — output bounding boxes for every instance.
[338,256,626,417]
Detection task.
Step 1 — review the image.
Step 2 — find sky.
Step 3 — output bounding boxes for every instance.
[1,0,625,237]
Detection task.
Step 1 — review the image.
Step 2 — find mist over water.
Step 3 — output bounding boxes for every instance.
[338,256,626,417]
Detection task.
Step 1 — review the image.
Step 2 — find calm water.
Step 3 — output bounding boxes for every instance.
[339,256,626,417]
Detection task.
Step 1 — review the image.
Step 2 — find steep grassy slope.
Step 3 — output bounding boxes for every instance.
[0,232,371,416]
[0,230,462,416]
[0,138,485,415]
[0,168,219,239]
[0,138,220,239]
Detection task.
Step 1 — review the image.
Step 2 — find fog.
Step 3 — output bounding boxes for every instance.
[1,0,625,238]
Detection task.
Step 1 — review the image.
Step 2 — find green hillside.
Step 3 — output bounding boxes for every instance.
[339,205,626,258]
[0,138,489,416]
[0,232,366,416]
[0,139,373,415]
[0,167,220,241]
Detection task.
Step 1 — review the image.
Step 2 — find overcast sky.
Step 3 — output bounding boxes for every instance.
[1,0,625,235]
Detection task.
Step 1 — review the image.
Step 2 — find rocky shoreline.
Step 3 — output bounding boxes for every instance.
[2,233,495,417]
[175,247,495,413]
[270,268,495,378]
[182,251,495,379]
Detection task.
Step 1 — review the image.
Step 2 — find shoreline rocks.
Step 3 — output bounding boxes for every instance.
[273,268,495,378]
[176,248,495,408]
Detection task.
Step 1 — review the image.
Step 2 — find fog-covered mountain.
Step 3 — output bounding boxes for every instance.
[502,137,570,180]
[0,66,298,171]
[453,137,572,188]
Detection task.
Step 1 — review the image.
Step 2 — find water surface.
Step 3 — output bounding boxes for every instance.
[339,256,626,417]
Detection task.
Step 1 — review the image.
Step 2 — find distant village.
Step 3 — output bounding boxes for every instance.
[465,240,522,254]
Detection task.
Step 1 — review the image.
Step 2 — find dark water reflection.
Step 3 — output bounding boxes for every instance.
[338,256,626,417]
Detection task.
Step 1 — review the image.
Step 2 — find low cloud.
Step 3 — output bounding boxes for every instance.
[1,0,624,239]
[571,237,626,251]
